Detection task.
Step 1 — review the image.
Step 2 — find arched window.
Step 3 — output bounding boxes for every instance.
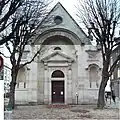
[54,47,61,50]
[89,66,98,81]
[89,64,99,88]
[51,70,64,78]
[17,67,27,88]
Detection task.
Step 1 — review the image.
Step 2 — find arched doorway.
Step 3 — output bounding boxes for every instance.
[51,70,65,103]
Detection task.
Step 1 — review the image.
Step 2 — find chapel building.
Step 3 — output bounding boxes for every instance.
[15,2,102,105]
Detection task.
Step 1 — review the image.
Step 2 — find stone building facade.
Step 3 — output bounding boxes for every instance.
[0,46,11,93]
[15,2,102,104]
[110,37,120,98]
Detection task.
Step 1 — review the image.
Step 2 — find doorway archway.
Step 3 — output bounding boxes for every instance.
[51,70,65,103]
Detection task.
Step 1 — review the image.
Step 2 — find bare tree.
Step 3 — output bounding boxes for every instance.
[76,0,120,109]
[0,0,23,45]
[5,0,50,109]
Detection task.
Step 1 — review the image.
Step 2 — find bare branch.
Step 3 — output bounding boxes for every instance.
[111,41,120,50]
[5,42,12,54]
[19,46,42,69]
[0,52,10,58]
[109,54,120,76]
[0,0,22,32]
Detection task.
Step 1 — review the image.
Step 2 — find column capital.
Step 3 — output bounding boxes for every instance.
[44,62,48,70]
[68,62,72,70]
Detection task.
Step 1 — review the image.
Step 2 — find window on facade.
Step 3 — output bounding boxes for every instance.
[24,82,26,88]
[113,67,118,79]
[54,47,61,50]
[54,16,63,25]
[51,70,64,78]
[0,75,3,80]
[117,68,120,78]
[22,51,29,59]
[22,52,27,59]
[89,66,99,88]
[0,69,3,80]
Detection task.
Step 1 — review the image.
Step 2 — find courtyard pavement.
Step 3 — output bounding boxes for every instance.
[5,104,120,120]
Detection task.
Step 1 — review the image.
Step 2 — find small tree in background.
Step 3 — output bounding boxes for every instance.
[4,0,51,109]
[0,0,23,45]
[76,0,120,109]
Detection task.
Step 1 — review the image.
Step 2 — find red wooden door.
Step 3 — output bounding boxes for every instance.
[52,81,64,103]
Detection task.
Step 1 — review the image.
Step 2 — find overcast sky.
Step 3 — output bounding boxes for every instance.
[54,0,77,15]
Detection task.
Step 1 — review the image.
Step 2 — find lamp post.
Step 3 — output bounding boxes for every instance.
[76,92,78,105]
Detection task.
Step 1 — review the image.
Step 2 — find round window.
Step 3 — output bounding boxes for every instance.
[54,16,63,25]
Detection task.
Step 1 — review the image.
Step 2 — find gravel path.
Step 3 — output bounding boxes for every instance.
[5,105,120,120]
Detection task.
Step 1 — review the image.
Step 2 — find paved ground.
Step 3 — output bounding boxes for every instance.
[5,104,120,120]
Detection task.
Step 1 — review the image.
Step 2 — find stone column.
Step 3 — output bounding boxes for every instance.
[28,62,38,103]
[44,62,49,104]
[67,62,72,104]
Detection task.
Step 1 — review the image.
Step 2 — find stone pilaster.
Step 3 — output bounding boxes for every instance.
[67,62,72,104]
[44,62,49,104]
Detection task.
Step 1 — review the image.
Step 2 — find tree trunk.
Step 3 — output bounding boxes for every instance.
[97,75,109,109]
[9,71,17,109]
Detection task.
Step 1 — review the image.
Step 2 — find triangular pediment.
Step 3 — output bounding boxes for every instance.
[34,2,90,45]
[41,51,74,62]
